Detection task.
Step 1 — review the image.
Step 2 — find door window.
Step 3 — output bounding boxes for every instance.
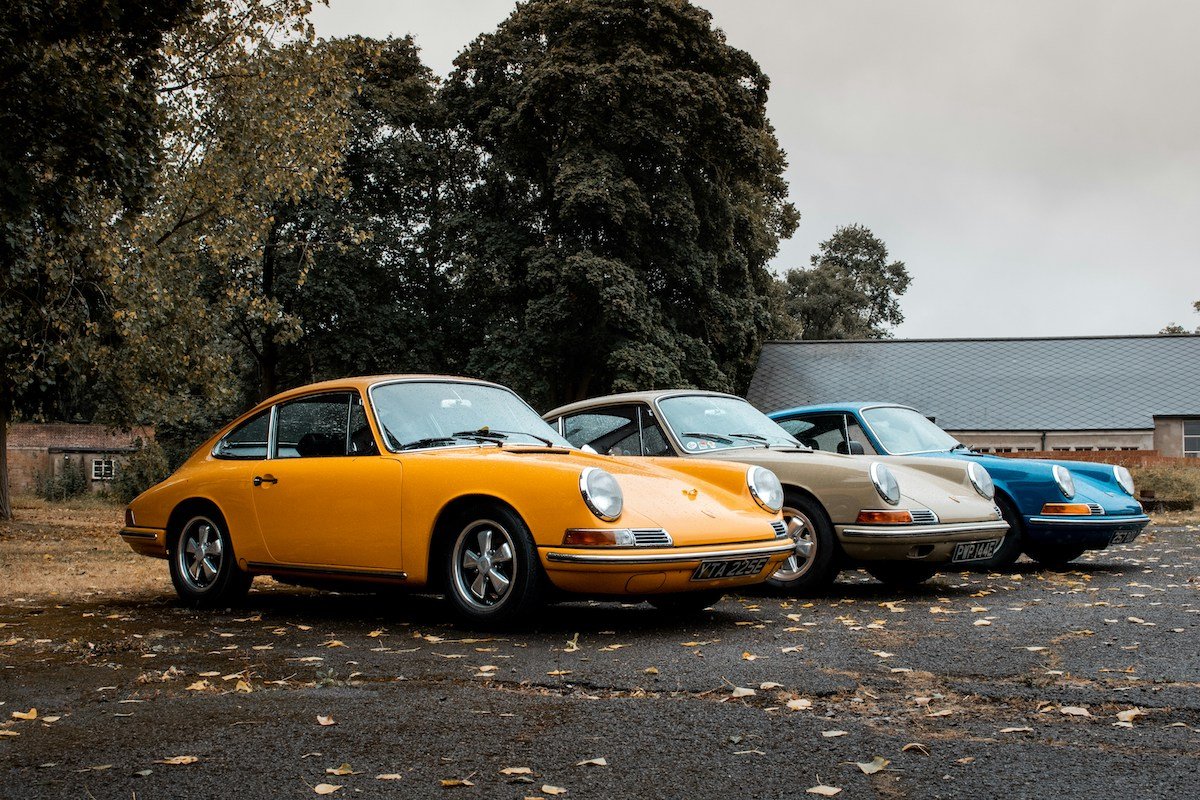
[561,406,641,455]
[275,393,355,459]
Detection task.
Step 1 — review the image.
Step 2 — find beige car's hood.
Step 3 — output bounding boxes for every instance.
[697,447,997,526]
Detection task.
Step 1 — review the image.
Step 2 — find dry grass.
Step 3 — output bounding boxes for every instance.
[1131,462,1200,503]
[0,494,169,601]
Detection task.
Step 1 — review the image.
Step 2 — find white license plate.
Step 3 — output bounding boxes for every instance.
[952,538,1001,563]
[1110,529,1141,545]
[692,556,770,581]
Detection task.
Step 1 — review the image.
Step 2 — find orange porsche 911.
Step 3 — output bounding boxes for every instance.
[120,376,793,623]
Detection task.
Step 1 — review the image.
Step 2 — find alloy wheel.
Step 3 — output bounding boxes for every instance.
[770,506,817,582]
[452,519,517,610]
[178,517,224,592]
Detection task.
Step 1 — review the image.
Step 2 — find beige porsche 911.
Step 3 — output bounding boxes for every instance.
[544,391,1009,593]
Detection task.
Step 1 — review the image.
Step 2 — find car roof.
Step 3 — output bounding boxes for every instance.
[247,375,504,413]
[770,402,914,416]
[545,389,744,419]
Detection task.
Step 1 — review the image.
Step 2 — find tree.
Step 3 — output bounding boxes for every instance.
[775,224,911,340]
[1160,300,1199,334]
[0,0,194,519]
[443,0,798,408]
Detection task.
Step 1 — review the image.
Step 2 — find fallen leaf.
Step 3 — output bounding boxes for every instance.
[440,778,475,787]
[546,670,572,677]
[541,786,567,796]
[1025,646,1048,652]
[321,640,347,648]
[1060,706,1092,718]
[154,755,199,765]
[822,730,848,738]
[235,680,252,693]
[326,763,358,776]
[564,633,580,652]
[926,708,955,718]
[806,785,842,796]
[500,767,534,775]
[742,651,759,661]
[781,645,803,654]
[185,680,210,691]
[760,682,783,690]
[1000,726,1033,733]
[11,709,37,721]
[871,651,894,659]
[576,757,607,766]
[0,731,20,737]
[786,698,813,711]
[368,630,384,638]
[1116,708,1147,723]
[973,619,992,627]
[956,757,975,765]
[314,784,342,795]
[316,715,336,726]
[376,774,403,780]
[731,686,756,698]
[857,756,889,775]
[644,667,660,675]
[134,769,153,777]
[901,743,930,755]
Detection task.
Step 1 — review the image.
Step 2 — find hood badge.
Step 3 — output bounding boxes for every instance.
[683,488,698,500]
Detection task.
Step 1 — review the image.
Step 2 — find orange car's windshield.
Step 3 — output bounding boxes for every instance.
[369,381,572,452]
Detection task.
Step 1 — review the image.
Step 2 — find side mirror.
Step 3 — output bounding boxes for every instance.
[837,441,866,455]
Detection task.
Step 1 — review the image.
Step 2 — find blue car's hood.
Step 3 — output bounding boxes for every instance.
[929,450,1143,516]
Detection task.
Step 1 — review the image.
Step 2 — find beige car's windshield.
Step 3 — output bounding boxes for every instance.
[657,395,803,453]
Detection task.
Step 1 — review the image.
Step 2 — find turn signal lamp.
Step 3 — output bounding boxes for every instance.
[855,510,914,525]
[1040,503,1092,515]
[563,528,636,547]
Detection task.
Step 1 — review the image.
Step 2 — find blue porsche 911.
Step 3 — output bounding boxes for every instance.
[768,403,1151,569]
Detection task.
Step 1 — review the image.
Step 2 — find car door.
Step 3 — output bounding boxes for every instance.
[249,391,404,572]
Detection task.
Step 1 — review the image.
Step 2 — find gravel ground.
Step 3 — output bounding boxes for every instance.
[1,515,1198,799]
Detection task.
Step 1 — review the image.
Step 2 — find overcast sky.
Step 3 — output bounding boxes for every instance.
[312,0,1200,339]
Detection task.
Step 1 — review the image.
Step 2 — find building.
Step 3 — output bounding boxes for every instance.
[747,335,1200,456]
[6,423,153,494]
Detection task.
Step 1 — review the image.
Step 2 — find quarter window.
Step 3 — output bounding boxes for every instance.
[1185,420,1200,458]
[213,409,272,460]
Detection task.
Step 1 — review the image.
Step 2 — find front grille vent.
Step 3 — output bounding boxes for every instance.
[632,528,673,547]
[771,520,789,538]
[909,508,939,525]
[1087,503,1104,516]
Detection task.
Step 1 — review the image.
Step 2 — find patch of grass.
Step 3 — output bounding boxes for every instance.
[1131,464,1200,502]
[12,492,123,512]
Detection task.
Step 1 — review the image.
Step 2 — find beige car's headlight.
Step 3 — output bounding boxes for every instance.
[967,462,995,500]
[869,462,901,505]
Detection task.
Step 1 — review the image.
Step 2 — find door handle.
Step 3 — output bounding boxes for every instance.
[253,475,279,486]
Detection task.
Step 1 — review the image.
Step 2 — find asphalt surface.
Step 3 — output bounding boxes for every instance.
[2,526,1199,799]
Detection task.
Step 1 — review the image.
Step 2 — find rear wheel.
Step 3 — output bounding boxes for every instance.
[865,562,937,588]
[971,495,1024,570]
[648,590,724,616]
[169,512,252,608]
[764,494,838,595]
[445,506,544,625]
[1025,543,1088,570]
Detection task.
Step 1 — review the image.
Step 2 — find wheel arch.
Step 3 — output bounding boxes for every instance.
[427,494,524,592]
[779,483,844,558]
[165,498,227,553]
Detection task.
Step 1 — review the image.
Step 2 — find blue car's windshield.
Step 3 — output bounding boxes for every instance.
[862,406,961,455]
[657,395,803,452]
[370,381,572,451]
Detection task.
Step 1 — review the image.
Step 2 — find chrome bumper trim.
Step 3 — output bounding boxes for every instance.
[1027,515,1151,526]
[543,540,795,565]
[119,527,161,540]
[840,521,1010,539]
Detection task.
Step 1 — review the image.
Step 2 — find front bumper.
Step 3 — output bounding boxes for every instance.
[836,520,1011,563]
[119,526,169,559]
[540,539,795,595]
[1024,513,1151,548]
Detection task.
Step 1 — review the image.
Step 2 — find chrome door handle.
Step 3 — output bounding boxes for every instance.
[253,475,278,486]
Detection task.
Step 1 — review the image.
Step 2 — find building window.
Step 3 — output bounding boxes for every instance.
[92,458,115,481]
[1185,420,1200,458]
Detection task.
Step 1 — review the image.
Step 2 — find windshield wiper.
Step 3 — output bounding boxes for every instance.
[450,428,555,447]
[682,431,734,444]
[728,432,773,448]
[398,436,459,450]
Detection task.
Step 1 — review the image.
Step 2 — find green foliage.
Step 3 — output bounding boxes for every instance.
[443,0,798,407]
[34,461,89,502]
[775,224,912,340]
[1160,300,1199,334]
[112,439,171,503]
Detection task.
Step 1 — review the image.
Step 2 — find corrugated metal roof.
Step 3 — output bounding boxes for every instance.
[746,335,1200,431]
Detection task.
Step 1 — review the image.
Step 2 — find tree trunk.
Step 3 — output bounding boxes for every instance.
[0,370,10,521]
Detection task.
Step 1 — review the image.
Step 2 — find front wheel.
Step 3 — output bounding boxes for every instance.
[864,562,937,588]
[169,512,252,608]
[1024,543,1088,570]
[445,507,544,625]
[763,495,838,595]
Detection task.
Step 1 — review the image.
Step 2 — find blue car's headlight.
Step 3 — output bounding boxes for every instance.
[1052,464,1075,499]
[869,462,901,505]
[1114,465,1136,496]
[580,468,623,521]
[967,462,995,500]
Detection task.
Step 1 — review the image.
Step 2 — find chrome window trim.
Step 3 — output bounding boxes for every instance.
[270,390,358,460]
[856,404,962,456]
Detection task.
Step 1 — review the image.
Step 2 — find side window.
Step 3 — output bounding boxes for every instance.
[213,409,272,460]
[782,415,845,452]
[275,393,353,459]
[562,407,640,455]
[640,407,674,457]
[845,417,877,455]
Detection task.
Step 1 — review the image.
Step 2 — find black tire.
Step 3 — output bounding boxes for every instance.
[444,505,544,625]
[970,495,1024,571]
[169,511,252,608]
[864,562,938,588]
[763,493,838,595]
[1024,543,1088,570]
[648,590,724,616]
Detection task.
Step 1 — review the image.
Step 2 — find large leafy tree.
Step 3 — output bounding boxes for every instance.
[1160,300,1199,334]
[0,0,194,519]
[775,224,912,340]
[444,0,798,407]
